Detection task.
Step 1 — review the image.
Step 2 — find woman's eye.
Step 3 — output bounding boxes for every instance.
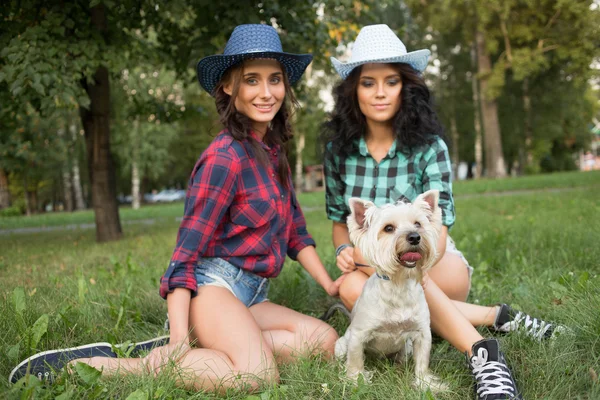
[246,78,258,85]
[270,77,281,84]
[384,225,395,233]
[387,79,400,86]
[415,222,421,228]
[360,81,374,88]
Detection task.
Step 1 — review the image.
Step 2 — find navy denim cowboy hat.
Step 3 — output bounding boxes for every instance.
[196,24,313,96]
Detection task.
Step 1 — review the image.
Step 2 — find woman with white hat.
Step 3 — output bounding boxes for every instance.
[10,24,342,393]
[322,24,565,400]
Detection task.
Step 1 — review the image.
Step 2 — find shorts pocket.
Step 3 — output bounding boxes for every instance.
[230,199,276,228]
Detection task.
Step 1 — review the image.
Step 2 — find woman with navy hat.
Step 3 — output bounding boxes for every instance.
[9,24,342,393]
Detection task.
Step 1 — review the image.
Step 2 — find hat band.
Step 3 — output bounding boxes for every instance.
[224,48,283,56]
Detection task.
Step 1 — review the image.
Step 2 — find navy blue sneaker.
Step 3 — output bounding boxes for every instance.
[319,302,351,321]
[9,342,116,384]
[492,303,570,340]
[127,335,170,356]
[467,338,522,400]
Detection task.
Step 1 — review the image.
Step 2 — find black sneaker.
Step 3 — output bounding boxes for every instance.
[467,338,522,400]
[492,303,569,340]
[8,342,117,384]
[126,335,170,356]
[319,302,351,321]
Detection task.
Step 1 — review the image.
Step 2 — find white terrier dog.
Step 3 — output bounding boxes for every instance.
[335,189,448,391]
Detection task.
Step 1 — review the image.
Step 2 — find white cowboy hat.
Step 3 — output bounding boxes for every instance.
[331,24,430,79]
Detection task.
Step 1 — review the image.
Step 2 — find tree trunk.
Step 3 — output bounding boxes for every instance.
[131,119,141,210]
[476,31,507,178]
[295,133,305,192]
[0,168,10,208]
[521,77,533,173]
[450,114,459,179]
[62,165,74,212]
[23,176,31,216]
[80,66,122,241]
[132,160,141,210]
[79,4,122,242]
[70,121,86,210]
[470,45,483,179]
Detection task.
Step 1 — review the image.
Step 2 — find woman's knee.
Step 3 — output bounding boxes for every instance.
[232,351,279,391]
[339,270,368,309]
[429,253,470,301]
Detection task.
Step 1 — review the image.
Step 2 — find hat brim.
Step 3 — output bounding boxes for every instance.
[197,51,313,96]
[331,49,431,79]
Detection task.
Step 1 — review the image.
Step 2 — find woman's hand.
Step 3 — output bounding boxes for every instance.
[336,246,357,273]
[326,274,347,297]
[144,340,191,375]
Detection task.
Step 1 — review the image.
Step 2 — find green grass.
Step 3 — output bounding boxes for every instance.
[1,171,599,399]
[452,169,600,196]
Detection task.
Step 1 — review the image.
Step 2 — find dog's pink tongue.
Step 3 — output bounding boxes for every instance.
[400,252,422,261]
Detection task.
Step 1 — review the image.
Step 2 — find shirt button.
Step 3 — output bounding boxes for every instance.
[280,194,284,199]
[271,173,275,177]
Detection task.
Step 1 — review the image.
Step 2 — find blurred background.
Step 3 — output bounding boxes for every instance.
[1,0,599,242]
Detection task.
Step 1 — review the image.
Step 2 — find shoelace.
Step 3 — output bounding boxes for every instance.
[470,348,516,397]
[501,312,553,340]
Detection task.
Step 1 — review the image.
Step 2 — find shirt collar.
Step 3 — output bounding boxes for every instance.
[358,136,398,160]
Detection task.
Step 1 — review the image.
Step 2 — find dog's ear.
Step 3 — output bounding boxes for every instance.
[414,190,440,221]
[348,197,374,230]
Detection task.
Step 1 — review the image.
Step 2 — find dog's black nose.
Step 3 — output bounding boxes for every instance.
[407,232,420,245]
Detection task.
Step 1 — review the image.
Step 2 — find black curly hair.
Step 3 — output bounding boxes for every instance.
[321,63,444,158]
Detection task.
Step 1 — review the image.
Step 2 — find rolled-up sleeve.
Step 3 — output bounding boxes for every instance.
[324,142,348,223]
[159,150,239,299]
[421,137,455,228]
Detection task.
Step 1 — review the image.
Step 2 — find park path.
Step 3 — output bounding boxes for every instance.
[1,185,596,236]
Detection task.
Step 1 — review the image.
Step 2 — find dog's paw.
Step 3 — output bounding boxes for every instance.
[347,369,374,384]
[414,372,449,393]
[334,337,348,361]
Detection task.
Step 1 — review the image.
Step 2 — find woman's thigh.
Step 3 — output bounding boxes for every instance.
[249,301,338,362]
[427,252,470,302]
[189,285,276,373]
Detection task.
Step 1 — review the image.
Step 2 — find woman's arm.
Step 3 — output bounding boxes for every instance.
[167,288,192,343]
[296,245,345,296]
[332,221,375,277]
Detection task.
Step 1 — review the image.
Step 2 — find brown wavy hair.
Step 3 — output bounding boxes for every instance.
[213,61,298,188]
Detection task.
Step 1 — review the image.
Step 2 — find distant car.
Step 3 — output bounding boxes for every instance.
[152,189,186,203]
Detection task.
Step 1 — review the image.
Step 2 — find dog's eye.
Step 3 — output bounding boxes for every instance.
[414,222,421,228]
[383,224,395,233]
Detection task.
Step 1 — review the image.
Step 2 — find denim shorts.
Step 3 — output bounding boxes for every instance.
[195,258,270,308]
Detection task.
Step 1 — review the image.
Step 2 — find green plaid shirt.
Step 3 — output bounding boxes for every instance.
[324,136,455,228]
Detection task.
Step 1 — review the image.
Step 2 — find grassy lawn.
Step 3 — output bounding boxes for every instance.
[1,170,599,231]
[1,171,599,399]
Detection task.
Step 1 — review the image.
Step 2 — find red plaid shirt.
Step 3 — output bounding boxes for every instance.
[160,131,315,299]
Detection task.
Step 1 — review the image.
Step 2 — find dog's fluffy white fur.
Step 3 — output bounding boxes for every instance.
[335,189,448,391]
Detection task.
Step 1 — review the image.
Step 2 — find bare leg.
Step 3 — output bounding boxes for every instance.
[424,279,483,356]
[71,286,278,393]
[249,301,338,364]
[428,252,499,327]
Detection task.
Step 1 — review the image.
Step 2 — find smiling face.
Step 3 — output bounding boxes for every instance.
[356,63,402,127]
[223,58,286,136]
